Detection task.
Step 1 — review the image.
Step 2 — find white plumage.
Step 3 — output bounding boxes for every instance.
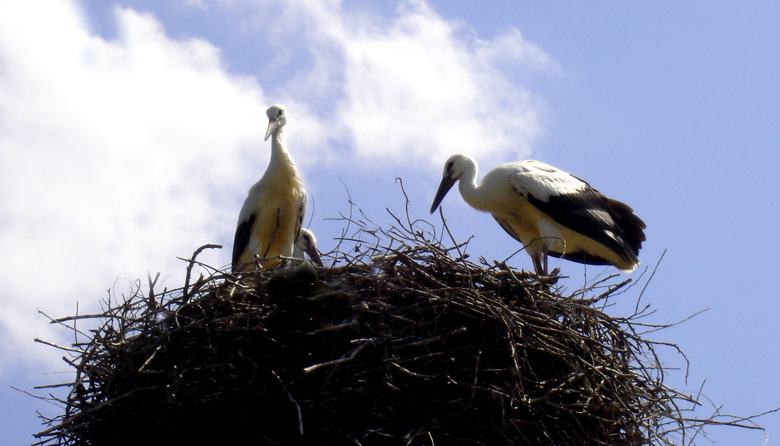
[232,104,307,272]
[430,154,646,275]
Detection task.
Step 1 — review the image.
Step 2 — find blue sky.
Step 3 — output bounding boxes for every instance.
[1,1,779,444]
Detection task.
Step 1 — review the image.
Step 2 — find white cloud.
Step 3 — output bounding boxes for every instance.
[0,1,273,368]
[237,0,560,169]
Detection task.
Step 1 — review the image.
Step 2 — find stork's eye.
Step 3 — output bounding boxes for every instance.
[277,109,284,118]
[446,161,455,173]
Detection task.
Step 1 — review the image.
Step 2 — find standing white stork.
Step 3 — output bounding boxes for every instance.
[232,104,307,272]
[293,227,324,266]
[430,154,646,275]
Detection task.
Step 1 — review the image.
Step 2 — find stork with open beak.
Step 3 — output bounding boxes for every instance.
[430,154,646,276]
[293,227,324,266]
[232,104,307,272]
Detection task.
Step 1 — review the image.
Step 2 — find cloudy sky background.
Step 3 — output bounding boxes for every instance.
[1,0,779,443]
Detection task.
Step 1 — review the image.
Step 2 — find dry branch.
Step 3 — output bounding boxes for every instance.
[32,204,766,446]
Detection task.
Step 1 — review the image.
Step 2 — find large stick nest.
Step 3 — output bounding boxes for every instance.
[33,205,762,445]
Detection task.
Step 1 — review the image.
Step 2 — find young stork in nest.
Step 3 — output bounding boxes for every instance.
[232,104,307,272]
[430,154,646,276]
[293,227,323,267]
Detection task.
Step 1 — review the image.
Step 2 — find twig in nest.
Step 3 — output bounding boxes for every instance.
[31,191,770,446]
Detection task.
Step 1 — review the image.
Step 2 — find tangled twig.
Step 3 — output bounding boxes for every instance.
[32,199,770,445]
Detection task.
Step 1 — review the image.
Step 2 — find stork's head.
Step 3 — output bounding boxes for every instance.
[430,154,473,214]
[264,104,287,141]
[295,228,324,266]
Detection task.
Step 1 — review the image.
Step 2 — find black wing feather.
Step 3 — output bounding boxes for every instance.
[605,196,646,249]
[525,187,643,264]
[294,193,307,242]
[232,213,256,272]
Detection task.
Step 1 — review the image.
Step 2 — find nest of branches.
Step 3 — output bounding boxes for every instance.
[34,203,758,446]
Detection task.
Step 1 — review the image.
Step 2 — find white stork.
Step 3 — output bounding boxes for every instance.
[430,154,646,276]
[293,227,324,266]
[232,104,307,272]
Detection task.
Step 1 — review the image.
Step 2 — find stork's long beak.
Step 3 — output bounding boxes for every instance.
[264,118,280,141]
[304,245,324,267]
[430,176,457,214]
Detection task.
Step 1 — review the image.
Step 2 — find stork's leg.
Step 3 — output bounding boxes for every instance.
[531,248,550,276]
[532,253,545,276]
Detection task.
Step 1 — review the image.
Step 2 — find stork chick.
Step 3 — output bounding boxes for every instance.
[293,228,324,266]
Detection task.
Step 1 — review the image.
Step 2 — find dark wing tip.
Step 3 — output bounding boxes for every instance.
[232,215,256,272]
[526,187,646,266]
[605,197,646,253]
